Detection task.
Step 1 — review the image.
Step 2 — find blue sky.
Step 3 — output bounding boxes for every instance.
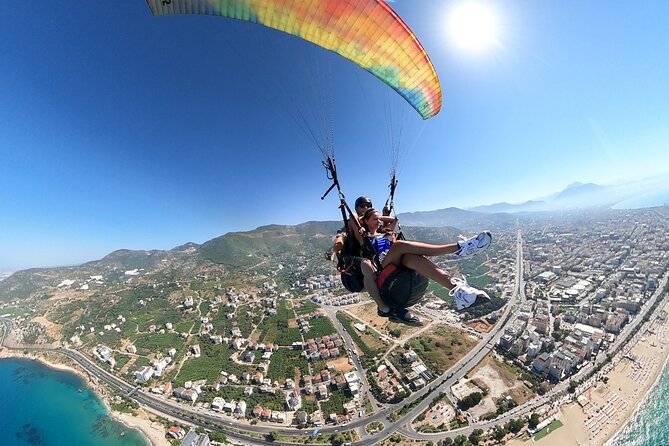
[2,1,669,272]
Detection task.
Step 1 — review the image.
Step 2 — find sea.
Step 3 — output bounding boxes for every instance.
[607,352,669,446]
[0,358,150,446]
[612,188,669,210]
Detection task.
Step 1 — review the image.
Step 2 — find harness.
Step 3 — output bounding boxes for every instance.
[322,157,428,306]
[321,157,366,262]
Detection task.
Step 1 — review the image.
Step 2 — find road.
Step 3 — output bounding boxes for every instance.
[0,317,11,345]
[3,227,662,445]
[0,233,526,444]
[398,245,669,442]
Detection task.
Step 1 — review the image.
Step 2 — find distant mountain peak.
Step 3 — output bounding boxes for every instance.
[172,242,200,252]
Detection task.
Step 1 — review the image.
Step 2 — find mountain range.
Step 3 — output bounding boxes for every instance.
[465,175,669,214]
[389,176,669,228]
[0,222,465,303]
[1,177,667,289]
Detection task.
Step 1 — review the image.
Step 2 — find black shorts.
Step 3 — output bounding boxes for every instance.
[376,264,429,308]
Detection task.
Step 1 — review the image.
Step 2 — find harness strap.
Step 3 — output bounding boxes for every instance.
[321,155,396,274]
[376,263,398,289]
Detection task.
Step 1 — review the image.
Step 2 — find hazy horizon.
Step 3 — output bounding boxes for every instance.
[2,178,667,273]
[3,1,669,272]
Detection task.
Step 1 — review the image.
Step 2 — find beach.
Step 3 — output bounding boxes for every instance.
[510,297,669,446]
[0,348,170,446]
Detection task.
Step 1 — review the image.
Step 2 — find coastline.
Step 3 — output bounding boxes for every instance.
[605,345,669,445]
[510,296,669,446]
[0,349,169,446]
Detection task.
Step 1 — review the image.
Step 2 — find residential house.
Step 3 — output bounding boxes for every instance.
[167,426,185,440]
[211,397,226,411]
[533,352,551,373]
[134,366,154,383]
[235,401,247,417]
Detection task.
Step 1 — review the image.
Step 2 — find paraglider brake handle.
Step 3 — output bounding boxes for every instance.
[321,182,337,200]
[321,157,340,200]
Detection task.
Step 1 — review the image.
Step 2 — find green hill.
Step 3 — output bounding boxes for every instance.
[0,220,468,303]
[199,221,341,267]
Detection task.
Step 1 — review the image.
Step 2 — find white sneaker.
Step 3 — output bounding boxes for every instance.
[456,231,492,258]
[449,276,490,311]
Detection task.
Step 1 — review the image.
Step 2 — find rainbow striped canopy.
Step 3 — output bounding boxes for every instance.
[146,0,442,119]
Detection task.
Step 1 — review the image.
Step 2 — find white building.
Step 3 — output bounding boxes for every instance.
[134,366,154,383]
[212,397,226,411]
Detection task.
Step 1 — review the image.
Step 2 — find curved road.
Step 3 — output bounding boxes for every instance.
[0,228,523,446]
[4,230,661,445]
[0,230,524,446]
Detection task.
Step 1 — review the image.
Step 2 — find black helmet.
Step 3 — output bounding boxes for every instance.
[354,196,372,209]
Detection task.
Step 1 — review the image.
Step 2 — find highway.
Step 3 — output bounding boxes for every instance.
[395,229,527,440]
[0,233,526,444]
[3,227,664,445]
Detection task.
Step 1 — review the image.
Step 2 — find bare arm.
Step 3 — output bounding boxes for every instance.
[325,231,345,261]
[348,216,365,246]
[332,233,344,253]
[380,216,397,231]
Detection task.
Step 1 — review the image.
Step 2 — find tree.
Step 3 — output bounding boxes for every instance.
[529,413,541,429]
[507,417,525,433]
[458,392,483,410]
[469,428,484,445]
[209,432,228,443]
[454,435,468,445]
[329,433,347,445]
[568,380,578,393]
[267,431,279,442]
[494,425,508,441]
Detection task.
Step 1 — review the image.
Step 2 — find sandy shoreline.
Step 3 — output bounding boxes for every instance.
[0,349,170,446]
[7,296,665,446]
[509,296,669,446]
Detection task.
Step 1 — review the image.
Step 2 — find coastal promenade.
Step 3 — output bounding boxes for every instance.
[0,230,533,445]
[2,230,665,445]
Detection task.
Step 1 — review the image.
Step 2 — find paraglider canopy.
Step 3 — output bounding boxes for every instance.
[146,0,442,119]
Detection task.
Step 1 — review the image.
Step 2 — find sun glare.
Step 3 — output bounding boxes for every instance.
[448,2,497,52]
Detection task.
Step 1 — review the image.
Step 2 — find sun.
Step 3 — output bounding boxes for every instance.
[448,2,498,52]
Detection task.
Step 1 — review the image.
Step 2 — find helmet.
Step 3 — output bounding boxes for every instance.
[354,196,372,209]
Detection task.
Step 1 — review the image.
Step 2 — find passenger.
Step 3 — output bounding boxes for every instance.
[327,197,383,308]
[360,207,492,322]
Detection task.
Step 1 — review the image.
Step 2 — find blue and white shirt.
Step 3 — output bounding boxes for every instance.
[368,234,393,263]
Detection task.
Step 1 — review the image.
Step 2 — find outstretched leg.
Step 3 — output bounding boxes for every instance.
[382,240,458,268]
[393,253,491,312]
[399,254,455,289]
[382,231,492,269]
